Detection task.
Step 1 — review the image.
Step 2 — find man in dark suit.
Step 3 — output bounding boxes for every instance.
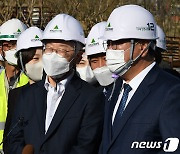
[99,5,180,154]
[8,14,104,154]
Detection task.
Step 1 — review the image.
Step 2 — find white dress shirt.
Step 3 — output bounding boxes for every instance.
[44,72,74,133]
[112,62,156,124]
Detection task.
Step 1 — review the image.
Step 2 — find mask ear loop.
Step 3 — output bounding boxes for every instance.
[129,39,135,62]
[108,78,116,101]
[112,39,136,76]
[108,41,153,101]
[19,52,26,73]
[113,40,153,77]
[108,39,135,101]
[131,41,153,63]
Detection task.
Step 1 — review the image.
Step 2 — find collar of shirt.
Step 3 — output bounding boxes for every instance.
[112,62,156,124]
[44,71,74,94]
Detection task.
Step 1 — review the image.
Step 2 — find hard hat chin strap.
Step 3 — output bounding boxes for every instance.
[109,40,152,101]
[113,39,135,76]
[19,52,25,72]
[114,39,152,76]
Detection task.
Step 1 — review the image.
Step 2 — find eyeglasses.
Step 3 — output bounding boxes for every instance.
[103,39,132,50]
[44,47,74,55]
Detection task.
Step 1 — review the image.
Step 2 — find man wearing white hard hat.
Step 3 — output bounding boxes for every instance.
[99,5,180,154]
[0,19,29,153]
[85,22,114,91]
[155,25,171,68]
[9,14,104,154]
[76,38,97,84]
[156,25,180,78]
[3,27,44,154]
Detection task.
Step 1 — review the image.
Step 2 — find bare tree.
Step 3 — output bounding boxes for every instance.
[0,0,16,24]
[0,0,179,37]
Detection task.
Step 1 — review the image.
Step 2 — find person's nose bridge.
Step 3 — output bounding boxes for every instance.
[99,58,106,67]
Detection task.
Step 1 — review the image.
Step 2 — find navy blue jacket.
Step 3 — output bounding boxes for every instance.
[9,74,104,154]
[99,65,180,154]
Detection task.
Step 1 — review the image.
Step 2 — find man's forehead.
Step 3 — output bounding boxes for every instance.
[45,40,74,46]
[89,53,106,59]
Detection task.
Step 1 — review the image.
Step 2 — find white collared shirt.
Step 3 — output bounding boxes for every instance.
[44,72,74,133]
[112,62,156,124]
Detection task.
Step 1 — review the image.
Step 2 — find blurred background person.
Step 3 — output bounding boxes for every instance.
[85,22,114,92]
[155,25,170,68]
[76,52,97,85]
[156,25,180,78]
[3,27,43,154]
[0,19,28,153]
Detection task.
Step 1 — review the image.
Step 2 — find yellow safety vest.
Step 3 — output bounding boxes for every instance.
[0,69,29,150]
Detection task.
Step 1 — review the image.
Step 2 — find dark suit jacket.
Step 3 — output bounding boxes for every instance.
[8,74,105,154]
[3,84,29,154]
[99,65,180,154]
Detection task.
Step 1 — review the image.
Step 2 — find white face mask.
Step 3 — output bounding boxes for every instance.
[76,65,97,84]
[106,41,150,77]
[42,52,71,79]
[25,60,43,82]
[5,48,18,65]
[93,66,114,86]
[106,49,126,74]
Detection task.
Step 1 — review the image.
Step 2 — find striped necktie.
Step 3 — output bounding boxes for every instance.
[112,83,132,135]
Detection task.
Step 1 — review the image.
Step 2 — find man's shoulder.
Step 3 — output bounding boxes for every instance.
[157,66,180,85]
[19,80,45,96]
[78,77,102,92]
[72,75,104,96]
[9,83,29,97]
[146,65,180,86]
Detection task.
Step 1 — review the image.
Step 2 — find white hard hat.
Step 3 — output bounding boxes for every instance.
[43,14,85,45]
[156,25,166,51]
[85,22,106,56]
[104,5,157,41]
[0,18,27,41]
[16,27,43,55]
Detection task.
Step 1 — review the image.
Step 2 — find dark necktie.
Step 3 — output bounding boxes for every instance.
[112,83,132,136]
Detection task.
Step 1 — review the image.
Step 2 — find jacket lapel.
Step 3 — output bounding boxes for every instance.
[103,78,123,152]
[42,75,81,143]
[107,65,160,150]
[33,80,47,138]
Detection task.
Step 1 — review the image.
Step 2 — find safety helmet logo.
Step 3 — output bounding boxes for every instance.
[17,29,21,32]
[50,25,62,33]
[31,35,40,42]
[88,38,99,47]
[105,22,113,31]
[13,28,22,35]
[91,38,96,43]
